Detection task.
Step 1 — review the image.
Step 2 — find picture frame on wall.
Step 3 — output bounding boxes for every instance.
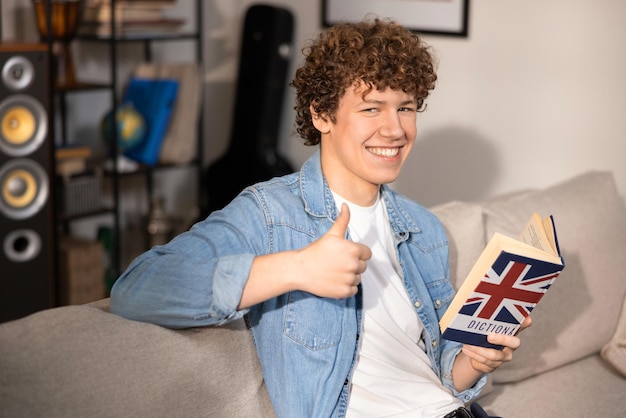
[323,0,469,37]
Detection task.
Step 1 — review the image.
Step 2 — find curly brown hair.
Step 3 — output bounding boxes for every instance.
[291,18,438,146]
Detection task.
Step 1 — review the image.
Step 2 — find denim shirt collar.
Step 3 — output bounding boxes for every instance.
[299,149,422,241]
[300,149,338,220]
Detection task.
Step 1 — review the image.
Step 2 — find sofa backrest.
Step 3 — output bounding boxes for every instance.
[432,170,626,383]
[2,170,624,416]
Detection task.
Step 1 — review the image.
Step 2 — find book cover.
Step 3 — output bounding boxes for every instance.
[439,213,565,349]
[56,145,92,160]
[122,78,179,166]
[56,158,87,178]
[133,62,201,164]
[55,146,92,178]
[79,19,185,37]
[83,5,165,23]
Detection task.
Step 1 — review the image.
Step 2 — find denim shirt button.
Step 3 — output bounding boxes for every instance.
[431,340,438,347]
[414,301,421,308]
[435,299,441,307]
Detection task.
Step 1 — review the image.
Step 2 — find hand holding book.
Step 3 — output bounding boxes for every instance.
[440,213,565,349]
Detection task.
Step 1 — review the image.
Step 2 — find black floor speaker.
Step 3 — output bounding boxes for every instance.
[0,43,56,323]
[204,4,295,215]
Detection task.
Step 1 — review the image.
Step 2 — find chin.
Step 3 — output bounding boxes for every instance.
[372,175,400,187]
[378,169,403,184]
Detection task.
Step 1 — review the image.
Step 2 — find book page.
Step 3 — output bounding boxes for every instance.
[542,216,558,254]
[518,213,556,256]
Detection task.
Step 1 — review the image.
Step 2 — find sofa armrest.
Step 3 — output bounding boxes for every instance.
[0,299,274,418]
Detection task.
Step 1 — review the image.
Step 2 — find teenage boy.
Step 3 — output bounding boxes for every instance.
[111,18,528,418]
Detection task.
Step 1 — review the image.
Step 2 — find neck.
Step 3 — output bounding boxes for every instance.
[327,180,380,207]
[320,151,381,207]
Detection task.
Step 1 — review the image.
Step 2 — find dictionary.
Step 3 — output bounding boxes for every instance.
[440,213,564,349]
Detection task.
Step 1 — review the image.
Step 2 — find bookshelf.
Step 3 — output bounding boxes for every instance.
[2,0,204,300]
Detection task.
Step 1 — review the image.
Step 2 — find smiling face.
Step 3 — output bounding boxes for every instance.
[314,83,418,206]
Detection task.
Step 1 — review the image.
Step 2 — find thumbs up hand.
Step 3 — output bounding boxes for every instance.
[295,204,372,298]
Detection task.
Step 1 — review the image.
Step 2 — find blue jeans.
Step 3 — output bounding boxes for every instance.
[470,402,502,418]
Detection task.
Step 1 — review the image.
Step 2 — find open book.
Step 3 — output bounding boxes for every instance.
[440,213,565,349]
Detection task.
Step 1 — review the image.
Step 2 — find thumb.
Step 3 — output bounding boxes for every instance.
[327,203,350,238]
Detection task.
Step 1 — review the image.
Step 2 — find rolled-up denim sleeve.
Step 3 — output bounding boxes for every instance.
[110,192,268,329]
[439,338,488,403]
[202,253,256,324]
[110,249,255,328]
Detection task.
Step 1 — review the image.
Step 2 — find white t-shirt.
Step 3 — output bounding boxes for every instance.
[333,193,462,418]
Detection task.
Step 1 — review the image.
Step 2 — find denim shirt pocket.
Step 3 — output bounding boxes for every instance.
[427,278,456,316]
[283,291,345,350]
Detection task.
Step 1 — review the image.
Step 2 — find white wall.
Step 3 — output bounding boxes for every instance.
[405,0,626,206]
[4,0,625,211]
[204,0,626,207]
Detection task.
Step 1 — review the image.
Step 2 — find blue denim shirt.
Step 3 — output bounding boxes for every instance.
[110,150,486,417]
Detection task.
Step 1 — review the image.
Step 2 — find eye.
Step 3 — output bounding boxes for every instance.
[399,106,417,113]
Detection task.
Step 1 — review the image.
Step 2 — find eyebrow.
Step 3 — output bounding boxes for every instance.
[363,98,417,106]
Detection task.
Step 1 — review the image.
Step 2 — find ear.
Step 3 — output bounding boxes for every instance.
[310,104,331,134]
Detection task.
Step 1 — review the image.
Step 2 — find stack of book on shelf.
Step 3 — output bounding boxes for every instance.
[80,0,185,37]
[55,146,102,216]
[55,145,92,179]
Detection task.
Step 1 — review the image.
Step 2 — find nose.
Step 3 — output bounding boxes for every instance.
[379,111,405,139]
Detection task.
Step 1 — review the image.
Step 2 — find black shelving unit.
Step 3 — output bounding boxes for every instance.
[12,1,204,289]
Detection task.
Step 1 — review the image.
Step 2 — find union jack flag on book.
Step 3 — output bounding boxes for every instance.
[440,214,565,350]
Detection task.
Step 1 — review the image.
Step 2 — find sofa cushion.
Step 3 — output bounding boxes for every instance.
[478,354,626,417]
[482,171,626,383]
[601,293,626,377]
[0,299,275,418]
[430,200,486,289]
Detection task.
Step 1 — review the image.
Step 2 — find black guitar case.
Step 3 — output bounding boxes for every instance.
[203,4,295,216]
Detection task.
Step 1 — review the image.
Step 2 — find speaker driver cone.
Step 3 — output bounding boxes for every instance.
[3,229,42,263]
[0,95,48,157]
[1,55,35,91]
[0,159,49,220]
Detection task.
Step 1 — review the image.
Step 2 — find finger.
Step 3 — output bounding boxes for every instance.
[463,346,506,372]
[519,315,532,332]
[462,347,496,372]
[327,203,351,238]
[348,285,359,297]
[487,333,521,351]
[356,259,369,274]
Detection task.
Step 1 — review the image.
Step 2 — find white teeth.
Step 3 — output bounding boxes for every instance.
[368,147,399,157]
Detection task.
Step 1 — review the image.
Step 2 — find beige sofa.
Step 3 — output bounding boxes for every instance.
[1,170,626,417]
